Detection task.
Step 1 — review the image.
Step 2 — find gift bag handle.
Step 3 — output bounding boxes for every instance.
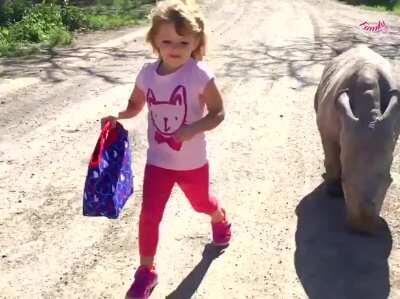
[89,121,122,168]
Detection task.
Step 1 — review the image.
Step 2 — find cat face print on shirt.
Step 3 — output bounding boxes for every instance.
[147,85,187,151]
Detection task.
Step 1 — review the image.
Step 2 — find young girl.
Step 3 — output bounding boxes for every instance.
[102,0,231,297]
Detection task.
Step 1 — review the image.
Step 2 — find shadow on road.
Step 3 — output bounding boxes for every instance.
[166,243,228,299]
[218,23,400,88]
[295,183,392,299]
[0,46,148,83]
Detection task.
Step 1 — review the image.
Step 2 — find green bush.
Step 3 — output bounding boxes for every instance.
[0,0,155,57]
[340,0,399,9]
[61,5,89,30]
[8,4,63,42]
[0,0,34,26]
[46,26,73,46]
[362,0,398,9]
[0,27,10,48]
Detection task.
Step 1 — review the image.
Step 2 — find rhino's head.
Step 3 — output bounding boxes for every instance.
[336,66,400,233]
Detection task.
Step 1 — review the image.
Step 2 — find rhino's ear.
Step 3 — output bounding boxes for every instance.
[336,89,359,122]
[381,89,400,121]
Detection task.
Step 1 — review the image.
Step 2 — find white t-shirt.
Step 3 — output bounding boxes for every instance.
[136,58,215,171]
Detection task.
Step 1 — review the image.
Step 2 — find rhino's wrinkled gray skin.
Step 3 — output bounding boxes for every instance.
[315,45,400,234]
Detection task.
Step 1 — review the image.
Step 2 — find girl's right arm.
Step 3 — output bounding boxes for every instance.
[101,85,146,127]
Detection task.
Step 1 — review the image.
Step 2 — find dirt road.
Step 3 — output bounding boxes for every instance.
[1,0,400,298]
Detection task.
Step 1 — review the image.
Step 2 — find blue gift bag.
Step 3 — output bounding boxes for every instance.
[83,121,133,219]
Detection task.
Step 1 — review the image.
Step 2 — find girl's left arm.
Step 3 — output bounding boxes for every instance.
[174,79,225,141]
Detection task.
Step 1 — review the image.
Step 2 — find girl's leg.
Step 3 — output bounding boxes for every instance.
[177,163,231,246]
[210,207,225,223]
[176,163,224,221]
[139,164,175,265]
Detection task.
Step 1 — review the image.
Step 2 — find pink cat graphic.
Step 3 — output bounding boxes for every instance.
[147,85,187,151]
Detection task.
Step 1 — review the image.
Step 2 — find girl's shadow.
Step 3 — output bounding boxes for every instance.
[166,243,228,299]
[295,183,392,299]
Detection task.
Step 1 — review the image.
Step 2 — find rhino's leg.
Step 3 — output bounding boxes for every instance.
[314,92,319,112]
[321,137,343,197]
[346,203,378,235]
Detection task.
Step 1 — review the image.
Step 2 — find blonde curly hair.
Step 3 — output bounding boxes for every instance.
[146,0,207,60]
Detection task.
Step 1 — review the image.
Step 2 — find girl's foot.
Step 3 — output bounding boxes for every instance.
[211,209,232,246]
[125,265,158,299]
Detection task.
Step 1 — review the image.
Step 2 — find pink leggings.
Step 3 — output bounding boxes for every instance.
[139,163,219,257]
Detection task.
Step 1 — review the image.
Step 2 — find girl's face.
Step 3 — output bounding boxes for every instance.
[154,22,199,73]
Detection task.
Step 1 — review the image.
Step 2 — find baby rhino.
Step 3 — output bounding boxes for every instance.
[315,45,400,234]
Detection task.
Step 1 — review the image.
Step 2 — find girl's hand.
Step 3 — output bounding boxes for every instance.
[174,124,197,142]
[101,115,117,128]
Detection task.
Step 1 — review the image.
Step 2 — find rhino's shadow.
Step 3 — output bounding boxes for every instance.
[295,184,392,299]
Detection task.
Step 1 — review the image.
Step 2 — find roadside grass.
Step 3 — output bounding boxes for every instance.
[360,2,400,14]
[0,0,154,57]
[338,0,400,15]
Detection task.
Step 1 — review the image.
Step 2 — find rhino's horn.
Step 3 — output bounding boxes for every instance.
[381,89,400,121]
[336,89,359,122]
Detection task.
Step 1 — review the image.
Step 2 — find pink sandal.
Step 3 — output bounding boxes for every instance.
[125,266,158,299]
[212,209,232,246]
